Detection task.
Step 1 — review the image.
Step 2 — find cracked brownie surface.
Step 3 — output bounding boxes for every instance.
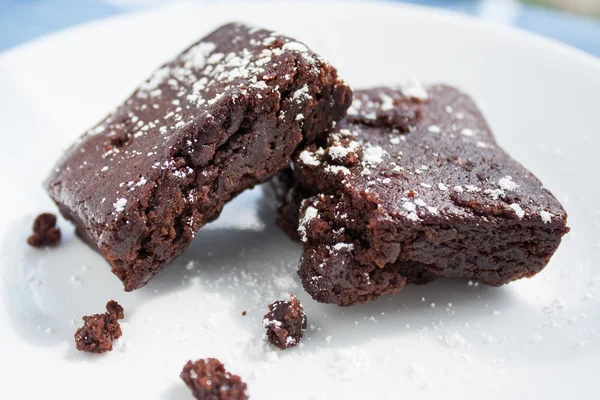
[271,84,569,306]
[46,23,351,291]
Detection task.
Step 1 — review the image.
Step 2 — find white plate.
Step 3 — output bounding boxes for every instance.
[1,2,599,399]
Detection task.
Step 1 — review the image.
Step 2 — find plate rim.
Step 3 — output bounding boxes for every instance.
[1,0,600,73]
[0,2,598,399]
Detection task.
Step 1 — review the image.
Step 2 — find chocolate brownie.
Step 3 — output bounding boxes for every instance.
[267,169,439,288]
[273,84,569,306]
[263,295,307,350]
[181,358,248,400]
[74,300,125,353]
[27,213,61,247]
[46,23,351,291]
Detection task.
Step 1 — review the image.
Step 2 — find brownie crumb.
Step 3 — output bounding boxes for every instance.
[74,300,125,354]
[242,311,247,316]
[181,358,248,400]
[106,300,125,319]
[263,295,307,350]
[27,213,61,247]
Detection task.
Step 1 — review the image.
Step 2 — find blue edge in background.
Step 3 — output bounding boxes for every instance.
[0,0,599,58]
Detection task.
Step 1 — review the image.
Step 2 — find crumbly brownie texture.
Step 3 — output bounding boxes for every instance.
[106,299,125,319]
[74,300,125,353]
[263,295,307,349]
[265,170,439,287]
[46,23,352,291]
[181,358,248,400]
[287,84,569,306]
[27,213,61,247]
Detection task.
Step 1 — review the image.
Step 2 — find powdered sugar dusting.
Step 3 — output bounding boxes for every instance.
[498,176,518,191]
[460,128,474,137]
[113,198,127,213]
[399,77,428,101]
[328,145,351,160]
[299,150,321,166]
[484,188,504,200]
[428,125,441,134]
[299,204,319,242]
[328,346,370,380]
[138,67,172,96]
[362,144,385,166]
[540,210,552,223]
[332,242,354,251]
[414,199,426,207]
[325,165,351,175]
[402,202,417,213]
[379,92,395,111]
[509,203,525,219]
[282,42,309,52]
[89,23,332,170]
[427,206,438,215]
[293,84,311,103]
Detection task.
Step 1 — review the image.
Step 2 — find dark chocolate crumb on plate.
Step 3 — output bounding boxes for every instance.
[263,295,307,350]
[181,358,248,400]
[74,300,125,354]
[106,300,125,319]
[27,213,61,247]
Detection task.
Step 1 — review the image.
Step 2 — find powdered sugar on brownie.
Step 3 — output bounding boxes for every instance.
[329,145,352,161]
[299,150,321,166]
[325,165,351,175]
[298,203,319,242]
[282,41,309,52]
[81,23,333,163]
[113,198,127,213]
[46,22,352,291]
[398,78,429,101]
[283,85,568,306]
[402,201,417,213]
[484,188,505,200]
[509,203,525,219]
[540,210,552,223]
[362,144,385,166]
[293,84,311,102]
[498,176,518,191]
[333,242,354,252]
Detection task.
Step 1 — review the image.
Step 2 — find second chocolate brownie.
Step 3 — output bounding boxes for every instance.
[46,23,351,291]
[270,84,569,306]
